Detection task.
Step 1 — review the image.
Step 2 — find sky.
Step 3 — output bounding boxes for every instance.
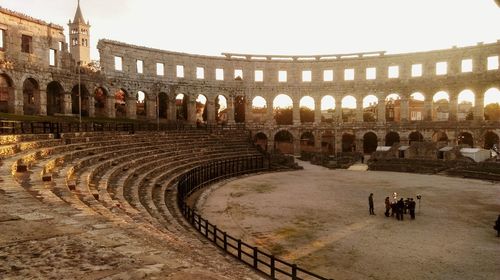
[1,0,499,61]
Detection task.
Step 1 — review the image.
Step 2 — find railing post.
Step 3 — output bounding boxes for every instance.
[270,255,275,279]
[223,231,227,251]
[205,219,209,238]
[213,225,218,243]
[237,239,242,260]
[292,264,297,280]
[253,246,258,269]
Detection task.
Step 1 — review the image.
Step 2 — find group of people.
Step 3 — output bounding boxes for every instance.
[368,193,416,220]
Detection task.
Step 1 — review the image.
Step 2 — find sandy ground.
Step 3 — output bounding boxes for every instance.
[197,160,500,280]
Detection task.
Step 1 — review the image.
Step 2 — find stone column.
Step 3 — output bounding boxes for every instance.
[292,98,300,125]
[355,100,364,122]
[245,95,253,124]
[377,98,386,123]
[168,97,177,121]
[206,100,216,124]
[314,98,321,125]
[39,89,47,116]
[63,92,72,115]
[266,99,274,125]
[107,95,115,118]
[126,97,137,119]
[335,97,342,123]
[88,96,95,117]
[400,96,409,122]
[227,96,235,124]
[187,99,196,124]
[424,98,432,121]
[146,98,156,120]
[293,138,301,156]
[449,91,458,121]
[314,131,321,152]
[474,93,484,121]
[14,87,23,115]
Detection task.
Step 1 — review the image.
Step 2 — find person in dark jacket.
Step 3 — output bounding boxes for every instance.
[396,198,405,221]
[368,193,375,215]
[384,197,391,217]
[408,198,416,220]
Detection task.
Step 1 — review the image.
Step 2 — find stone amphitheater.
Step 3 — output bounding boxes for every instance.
[0,2,499,280]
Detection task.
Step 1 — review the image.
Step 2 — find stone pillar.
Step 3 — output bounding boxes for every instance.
[168,97,176,121]
[266,99,274,125]
[14,87,23,115]
[400,96,409,122]
[63,92,72,115]
[88,96,95,117]
[39,89,47,116]
[356,138,364,153]
[474,93,485,121]
[107,95,115,118]
[206,100,215,124]
[314,131,321,152]
[293,138,301,156]
[377,99,386,123]
[292,98,300,125]
[449,92,458,121]
[335,97,342,123]
[334,130,342,154]
[244,96,253,124]
[424,98,432,121]
[314,99,321,124]
[146,98,156,120]
[187,99,196,124]
[126,97,137,119]
[355,102,364,122]
[227,96,235,124]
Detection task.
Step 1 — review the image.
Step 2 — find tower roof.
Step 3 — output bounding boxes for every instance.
[73,0,86,24]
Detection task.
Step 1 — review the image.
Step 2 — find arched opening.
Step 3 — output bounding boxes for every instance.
[484,88,500,121]
[234,96,245,123]
[342,133,355,152]
[457,90,475,121]
[94,87,107,117]
[22,78,40,115]
[409,131,424,145]
[321,131,335,155]
[196,94,207,123]
[363,132,378,154]
[385,93,401,122]
[176,94,188,121]
[432,131,449,145]
[46,81,64,116]
[274,130,294,154]
[0,74,13,113]
[484,131,499,150]
[320,95,335,123]
[299,96,315,123]
[432,91,450,121]
[251,96,267,123]
[158,92,168,119]
[114,89,127,118]
[385,132,400,146]
[71,84,89,117]
[363,95,378,122]
[253,132,268,151]
[273,94,293,125]
[409,92,425,121]
[341,95,356,122]
[300,131,315,152]
[458,132,474,147]
[136,91,147,118]
[216,95,228,124]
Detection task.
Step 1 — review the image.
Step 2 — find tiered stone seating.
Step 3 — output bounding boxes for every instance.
[0,129,264,279]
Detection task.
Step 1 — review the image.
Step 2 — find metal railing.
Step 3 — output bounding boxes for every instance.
[0,119,246,135]
[177,156,332,280]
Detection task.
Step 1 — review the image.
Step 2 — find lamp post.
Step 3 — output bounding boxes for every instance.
[78,61,82,125]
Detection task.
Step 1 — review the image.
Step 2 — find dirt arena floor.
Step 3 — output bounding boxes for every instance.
[197,160,500,280]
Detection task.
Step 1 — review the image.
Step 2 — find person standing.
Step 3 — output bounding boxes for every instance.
[495,215,500,237]
[369,193,375,215]
[396,198,405,221]
[409,198,416,220]
[384,197,391,217]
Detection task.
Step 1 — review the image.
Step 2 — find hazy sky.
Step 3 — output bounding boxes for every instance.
[1,0,499,60]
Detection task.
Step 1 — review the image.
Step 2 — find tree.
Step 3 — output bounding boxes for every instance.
[274,108,293,125]
[300,107,314,123]
[484,103,500,121]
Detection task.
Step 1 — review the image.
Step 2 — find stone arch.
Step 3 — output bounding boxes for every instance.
[385,131,400,146]
[458,132,474,147]
[234,95,246,123]
[46,81,64,116]
[176,93,188,121]
[363,95,378,122]
[341,95,357,122]
[273,94,293,125]
[215,94,228,124]
[432,131,449,145]
[457,89,475,121]
[484,87,500,121]
[299,96,315,123]
[114,89,127,118]
[409,92,425,121]
[484,131,499,150]
[385,93,401,122]
[158,92,169,119]
[321,131,335,155]
[0,73,13,113]
[136,90,147,118]
[300,131,315,152]
[253,132,268,151]
[22,77,40,115]
[363,131,378,154]
[320,95,335,123]
[274,130,294,154]
[94,87,108,117]
[432,91,450,121]
[195,94,208,123]
[409,131,424,144]
[342,133,355,152]
[71,84,90,117]
[251,95,267,123]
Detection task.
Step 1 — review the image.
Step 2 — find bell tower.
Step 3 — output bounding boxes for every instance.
[68,0,91,65]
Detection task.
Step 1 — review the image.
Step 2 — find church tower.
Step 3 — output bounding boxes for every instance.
[68,0,91,65]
